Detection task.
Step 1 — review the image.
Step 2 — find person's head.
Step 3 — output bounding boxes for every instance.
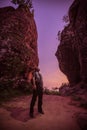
[28,67,34,73]
[35,67,40,72]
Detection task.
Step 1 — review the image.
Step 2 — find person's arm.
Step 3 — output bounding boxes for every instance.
[40,73,43,87]
[32,76,36,90]
[27,72,36,89]
[27,72,32,83]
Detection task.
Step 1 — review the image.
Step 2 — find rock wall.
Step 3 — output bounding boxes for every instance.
[56,0,87,86]
[0,5,39,88]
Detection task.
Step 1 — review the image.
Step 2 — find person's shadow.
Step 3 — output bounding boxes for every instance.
[5,107,38,122]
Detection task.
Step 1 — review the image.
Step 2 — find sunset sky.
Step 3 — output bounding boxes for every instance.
[33,0,74,89]
[0,0,74,89]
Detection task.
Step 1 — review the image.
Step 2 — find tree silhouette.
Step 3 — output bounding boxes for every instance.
[11,0,33,9]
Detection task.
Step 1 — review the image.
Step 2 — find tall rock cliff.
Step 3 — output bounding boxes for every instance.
[56,0,87,86]
[0,5,39,88]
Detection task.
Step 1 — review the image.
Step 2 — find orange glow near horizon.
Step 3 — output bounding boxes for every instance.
[40,65,69,89]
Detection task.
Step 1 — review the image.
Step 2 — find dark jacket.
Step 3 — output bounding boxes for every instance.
[31,72,43,91]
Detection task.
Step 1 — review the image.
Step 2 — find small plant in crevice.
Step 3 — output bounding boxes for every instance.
[11,0,34,13]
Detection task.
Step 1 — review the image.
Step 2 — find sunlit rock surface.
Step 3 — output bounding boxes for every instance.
[0,5,39,88]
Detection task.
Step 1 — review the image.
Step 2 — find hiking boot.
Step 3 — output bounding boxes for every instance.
[38,110,44,114]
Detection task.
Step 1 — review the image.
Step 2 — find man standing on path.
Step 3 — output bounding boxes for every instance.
[29,67,44,118]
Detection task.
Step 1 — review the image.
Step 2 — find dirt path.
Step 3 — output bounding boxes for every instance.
[0,95,86,130]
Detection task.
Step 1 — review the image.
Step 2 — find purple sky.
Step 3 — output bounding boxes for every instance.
[0,0,74,89]
[32,0,74,89]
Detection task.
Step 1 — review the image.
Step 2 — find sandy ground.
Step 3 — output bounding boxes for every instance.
[0,95,86,130]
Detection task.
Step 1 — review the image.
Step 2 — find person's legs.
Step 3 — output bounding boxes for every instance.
[30,89,37,117]
[38,90,44,114]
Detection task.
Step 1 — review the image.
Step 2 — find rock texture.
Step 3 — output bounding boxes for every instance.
[56,0,87,86]
[77,113,87,130]
[56,1,87,129]
[0,5,39,88]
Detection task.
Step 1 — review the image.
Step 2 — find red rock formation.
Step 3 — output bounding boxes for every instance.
[0,5,39,88]
[56,0,87,86]
[56,2,87,127]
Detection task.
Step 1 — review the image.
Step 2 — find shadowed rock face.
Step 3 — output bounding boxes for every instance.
[0,5,39,87]
[56,0,87,86]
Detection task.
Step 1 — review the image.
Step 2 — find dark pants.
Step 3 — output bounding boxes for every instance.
[30,88,43,114]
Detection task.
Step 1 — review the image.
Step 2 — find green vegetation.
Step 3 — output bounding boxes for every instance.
[57,14,69,41]
[63,14,69,24]
[1,55,26,78]
[44,87,60,95]
[11,0,34,15]
[60,83,70,88]
[0,80,33,104]
[11,0,33,9]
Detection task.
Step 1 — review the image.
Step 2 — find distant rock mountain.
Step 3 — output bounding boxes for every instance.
[56,0,87,86]
[0,5,39,88]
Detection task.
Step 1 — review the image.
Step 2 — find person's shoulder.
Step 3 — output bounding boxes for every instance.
[39,73,42,77]
[38,72,41,75]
